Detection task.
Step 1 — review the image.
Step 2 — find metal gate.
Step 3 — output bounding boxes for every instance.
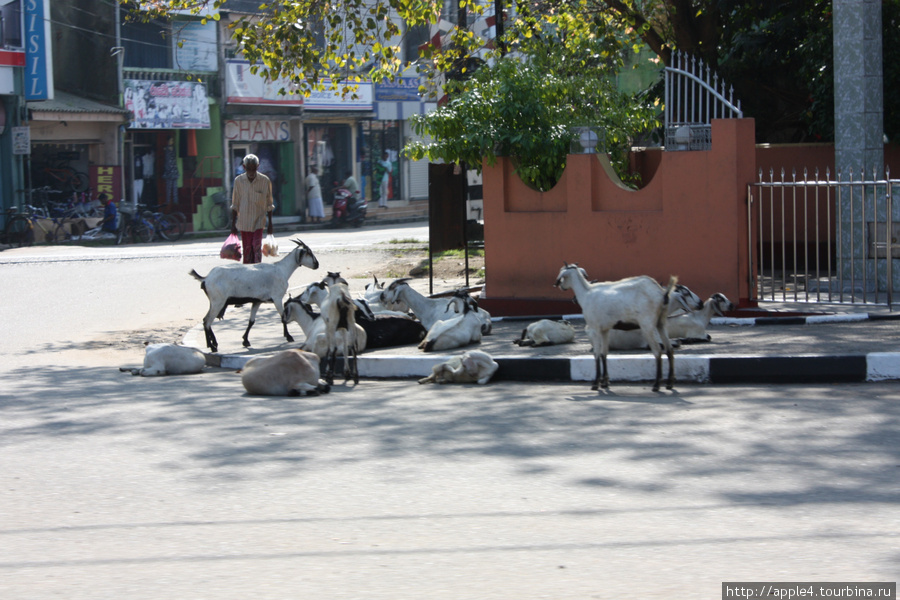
[664,51,743,151]
[748,168,897,309]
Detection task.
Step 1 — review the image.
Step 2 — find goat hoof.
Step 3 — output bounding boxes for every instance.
[590,383,599,391]
[242,340,251,348]
[652,384,661,392]
[286,335,295,343]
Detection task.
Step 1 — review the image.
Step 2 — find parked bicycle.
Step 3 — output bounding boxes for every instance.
[40,162,90,194]
[2,204,78,246]
[116,204,154,245]
[142,206,187,242]
[208,191,230,229]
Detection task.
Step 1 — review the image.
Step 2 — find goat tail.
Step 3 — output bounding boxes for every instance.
[662,275,679,306]
[189,269,206,282]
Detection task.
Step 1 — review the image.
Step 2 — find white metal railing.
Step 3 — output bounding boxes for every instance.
[664,52,742,151]
[748,167,897,309]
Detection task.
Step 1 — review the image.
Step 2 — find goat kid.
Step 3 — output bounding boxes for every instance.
[418,350,499,385]
[240,349,330,396]
[190,239,319,353]
[554,263,678,392]
[119,343,207,376]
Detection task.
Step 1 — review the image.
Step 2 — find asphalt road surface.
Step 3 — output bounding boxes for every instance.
[1,226,898,599]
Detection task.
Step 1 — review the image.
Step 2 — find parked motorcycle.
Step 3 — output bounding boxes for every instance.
[331,183,367,228]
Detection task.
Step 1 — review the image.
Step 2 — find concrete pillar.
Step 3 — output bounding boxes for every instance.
[834,0,883,174]
[833,0,894,294]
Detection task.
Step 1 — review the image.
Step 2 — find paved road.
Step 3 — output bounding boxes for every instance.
[1,227,899,599]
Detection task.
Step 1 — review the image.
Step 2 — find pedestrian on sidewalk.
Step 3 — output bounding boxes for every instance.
[231,154,274,264]
[378,151,391,209]
[306,166,324,224]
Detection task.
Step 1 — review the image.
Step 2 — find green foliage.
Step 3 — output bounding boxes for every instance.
[406,16,660,190]
[123,0,437,98]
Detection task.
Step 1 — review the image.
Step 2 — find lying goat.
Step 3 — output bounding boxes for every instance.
[609,292,735,348]
[119,343,207,376]
[240,349,330,396]
[418,350,499,385]
[381,279,491,333]
[514,319,576,347]
[418,295,483,352]
[190,239,319,352]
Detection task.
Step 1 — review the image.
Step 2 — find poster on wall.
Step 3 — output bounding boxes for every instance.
[124,80,211,129]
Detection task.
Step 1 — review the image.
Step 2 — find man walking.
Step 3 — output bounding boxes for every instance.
[231,154,274,264]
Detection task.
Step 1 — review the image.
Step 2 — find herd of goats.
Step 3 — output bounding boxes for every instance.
[120,238,736,395]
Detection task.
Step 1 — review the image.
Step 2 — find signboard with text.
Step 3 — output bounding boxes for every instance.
[90,165,122,201]
[25,0,53,100]
[125,80,211,129]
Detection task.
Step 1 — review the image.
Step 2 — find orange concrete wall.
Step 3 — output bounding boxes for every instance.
[481,119,758,311]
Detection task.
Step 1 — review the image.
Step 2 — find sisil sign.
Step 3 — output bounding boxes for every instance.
[25,0,53,100]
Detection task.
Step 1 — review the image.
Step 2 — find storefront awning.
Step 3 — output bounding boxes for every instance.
[27,91,129,123]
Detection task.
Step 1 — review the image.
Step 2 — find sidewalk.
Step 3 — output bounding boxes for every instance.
[183,297,900,385]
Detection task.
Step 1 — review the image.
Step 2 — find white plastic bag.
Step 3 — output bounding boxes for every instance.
[262,233,279,257]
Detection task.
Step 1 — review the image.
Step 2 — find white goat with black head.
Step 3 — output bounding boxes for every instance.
[190,239,319,353]
[418,294,483,352]
[381,279,491,334]
[554,263,679,392]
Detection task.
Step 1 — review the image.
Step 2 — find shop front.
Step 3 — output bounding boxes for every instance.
[223,117,299,217]
[124,79,215,213]
[26,91,129,204]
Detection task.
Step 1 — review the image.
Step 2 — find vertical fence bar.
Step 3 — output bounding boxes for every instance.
[837,171,845,304]
[791,169,798,301]
[825,168,833,302]
[748,183,755,301]
[780,169,787,300]
[884,167,894,312]
[803,169,810,302]
[860,171,866,303]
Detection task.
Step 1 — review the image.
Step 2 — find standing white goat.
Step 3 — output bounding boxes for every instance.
[283,296,368,358]
[320,281,361,385]
[418,350,499,385]
[554,263,678,392]
[241,349,330,396]
[189,239,319,353]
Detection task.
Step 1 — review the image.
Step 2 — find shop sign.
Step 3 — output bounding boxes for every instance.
[25,0,53,100]
[12,126,30,155]
[171,21,217,72]
[304,81,373,111]
[226,60,303,106]
[375,77,422,102]
[224,120,291,142]
[90,165,122,201]
[125,80,211,129]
